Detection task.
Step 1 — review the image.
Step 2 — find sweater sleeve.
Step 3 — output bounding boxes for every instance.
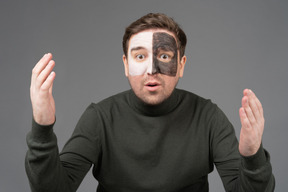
[210,106,275,192]
[25,104,102,192]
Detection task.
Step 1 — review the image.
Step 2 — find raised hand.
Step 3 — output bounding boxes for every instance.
[30,53,56,125]
[239,89,265,156]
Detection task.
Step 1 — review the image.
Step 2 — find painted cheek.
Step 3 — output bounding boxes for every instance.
[128,56,152,76]
[152,32,178,76]
[128,32,154,76]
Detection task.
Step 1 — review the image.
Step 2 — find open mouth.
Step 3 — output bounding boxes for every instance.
[147,84,157,87]
[145,82,159,87]
[145,82,160,91]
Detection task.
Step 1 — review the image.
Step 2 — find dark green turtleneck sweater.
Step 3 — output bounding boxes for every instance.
[25,89,275,192]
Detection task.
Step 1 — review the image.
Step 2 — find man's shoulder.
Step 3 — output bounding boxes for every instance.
[176,88,222,121]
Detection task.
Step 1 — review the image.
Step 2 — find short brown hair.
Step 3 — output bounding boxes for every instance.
[122,13,187,58]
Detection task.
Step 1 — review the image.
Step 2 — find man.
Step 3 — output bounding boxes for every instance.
[26,13,275,191]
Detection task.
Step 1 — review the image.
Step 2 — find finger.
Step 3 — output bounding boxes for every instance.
[41,71,56,92]
[243,89,263,122]
[249,90,264,119]
[246,90,262,123]
[31,53,53,85]
[48,75,55,95]
[242,95,257,126]
[33,53,53,74]
[239,107,251,129]
[243,88,250,97]
[36,60,55,89]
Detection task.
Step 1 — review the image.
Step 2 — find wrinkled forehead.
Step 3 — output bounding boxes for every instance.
[128,30,177,51]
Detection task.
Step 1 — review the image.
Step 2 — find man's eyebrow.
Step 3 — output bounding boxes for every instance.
[130,46,146,52]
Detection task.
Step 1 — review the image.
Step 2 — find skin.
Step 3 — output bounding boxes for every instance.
[30,30,265,157]
[123,29,186,105]
[30,53,56,125]
[239,89,265,156]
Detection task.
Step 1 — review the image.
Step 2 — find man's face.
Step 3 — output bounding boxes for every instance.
[123,29,186,105]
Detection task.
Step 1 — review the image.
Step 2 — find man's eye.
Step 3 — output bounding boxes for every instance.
[136,54,145,60]
[160,54,169,60]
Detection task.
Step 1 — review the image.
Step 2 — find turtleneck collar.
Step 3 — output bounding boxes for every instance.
[128,89,180,116]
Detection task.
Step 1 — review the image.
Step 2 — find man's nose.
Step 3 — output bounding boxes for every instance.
[146,57,158,75]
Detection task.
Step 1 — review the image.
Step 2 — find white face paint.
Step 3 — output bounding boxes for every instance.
[128,31,154,76]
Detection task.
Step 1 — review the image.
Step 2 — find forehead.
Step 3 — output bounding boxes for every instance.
[128,29,177,50]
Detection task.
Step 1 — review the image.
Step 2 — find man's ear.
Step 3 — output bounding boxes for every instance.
[122,54,129,77]
[179,55,186,78]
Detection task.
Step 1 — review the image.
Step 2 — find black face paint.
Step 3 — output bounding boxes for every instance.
[152,32,178,76]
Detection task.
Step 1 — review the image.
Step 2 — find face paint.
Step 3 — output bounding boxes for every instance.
[128,31,178,76]
[128,32,153,76]
[153,32,178,76]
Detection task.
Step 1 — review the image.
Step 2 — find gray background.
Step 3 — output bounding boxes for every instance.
[1,0,287,191]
